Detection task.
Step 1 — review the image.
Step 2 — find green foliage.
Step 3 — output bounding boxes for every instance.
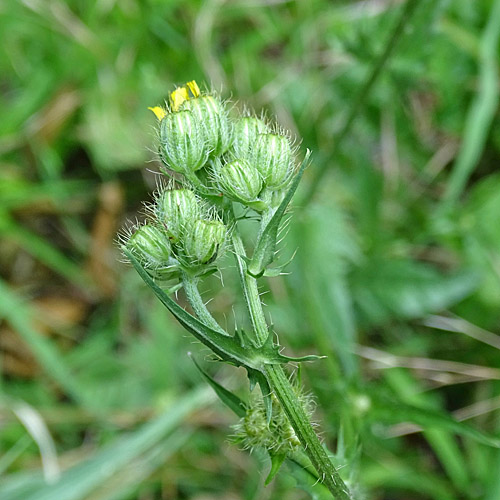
[2,0,500,499]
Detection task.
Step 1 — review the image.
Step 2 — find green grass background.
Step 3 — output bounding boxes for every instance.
[1,0,500,498]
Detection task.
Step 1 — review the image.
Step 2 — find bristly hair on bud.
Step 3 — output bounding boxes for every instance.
[155,188,201,243]
[230,116,269,162]
[159,110,209,174]
[181,218,228,267]
[124,223,181,280]
[181,94,233,157]
[253,133,295,189]
[232,383,315,456]
[216,159,263,206]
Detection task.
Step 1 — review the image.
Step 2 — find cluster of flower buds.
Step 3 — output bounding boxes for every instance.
[126,187,227,278]
[148,80,297,211]
[126,81,298,278]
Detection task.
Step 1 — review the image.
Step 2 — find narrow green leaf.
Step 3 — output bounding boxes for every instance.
[248,151,311,276]
[190,354,247,417]
[250,370,273,424]
[265,453,287,485]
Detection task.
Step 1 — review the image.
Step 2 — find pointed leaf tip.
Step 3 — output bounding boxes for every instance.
[265,453,287,484]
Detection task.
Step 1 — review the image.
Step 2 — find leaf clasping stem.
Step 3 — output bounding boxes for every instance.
[181,271,229,336]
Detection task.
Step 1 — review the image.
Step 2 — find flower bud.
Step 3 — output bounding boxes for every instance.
[231,117,269,160]
[156,189,200,243]
[127,224,171,268]
[253,133,293,188]
[181,96,233,157]
[159,110,208,173]
[183,219,226,265]
[218,159,262,204]
[233,392,307,455]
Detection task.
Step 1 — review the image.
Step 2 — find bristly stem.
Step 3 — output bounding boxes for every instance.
[231,230,269,346]
[230,220,352,500]
[264,364,352,500]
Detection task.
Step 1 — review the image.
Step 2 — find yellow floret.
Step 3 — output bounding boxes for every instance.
[186,80,201,98]
[170,87,189,111]
[148,106,167,120]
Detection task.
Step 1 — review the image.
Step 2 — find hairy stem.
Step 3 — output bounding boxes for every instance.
[231,230,269,346]
[264,364,352,500]
[230,221,352,499]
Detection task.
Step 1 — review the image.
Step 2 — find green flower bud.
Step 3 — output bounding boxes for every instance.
[183,219,226,266]
[159,110,208,173]
[156,189,200,243]
[127,224,171,268]
[233,391,309,455]
[253,133,293,188]
[181,96,233,157]
[218,159,263,204]
[231,117,269,160]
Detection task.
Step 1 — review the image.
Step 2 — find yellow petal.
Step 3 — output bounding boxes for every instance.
[186,80,201,98]
[148,106,167,120]
[170,87,189,111]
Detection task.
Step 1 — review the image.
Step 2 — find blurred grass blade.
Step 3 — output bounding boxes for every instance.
[373,395,500,448]
[441,0,500,209]
[295,205,360,378]
[351,258,478,325]
[0,279,90,405]
[302,0,421,204]
[10,400,60,483]
[0,436,31,476]
[0,214,89,288]
[0,388,212,500]
[362,461,456,500]
[0,178,93,211]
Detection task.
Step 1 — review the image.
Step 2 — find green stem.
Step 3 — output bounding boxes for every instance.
[264,364,351,500]
[230,219,352,499]
[231,230,269,346]
[182,272,228,336]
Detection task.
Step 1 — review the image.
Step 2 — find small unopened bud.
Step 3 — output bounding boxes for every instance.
[156,189,200,243]
[253,134,293,188]
[232,117,269,160]
[182,96,233,157]
[159,110,208,173]
[183,219,226,265]
[218,159,263,204]
[233,390,310,455]
[127,224,171,268]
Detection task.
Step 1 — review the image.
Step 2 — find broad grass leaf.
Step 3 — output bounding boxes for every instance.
[351,258,478,325]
